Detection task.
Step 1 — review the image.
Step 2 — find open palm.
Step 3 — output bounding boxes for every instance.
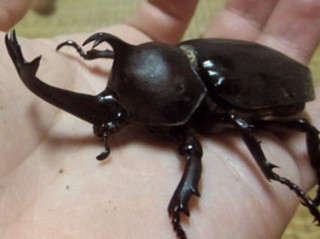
[1,1,320,239]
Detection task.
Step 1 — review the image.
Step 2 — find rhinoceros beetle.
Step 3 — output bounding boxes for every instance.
[5,30,320,239]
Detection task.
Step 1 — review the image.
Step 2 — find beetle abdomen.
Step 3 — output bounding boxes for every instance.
[179,39,314,115]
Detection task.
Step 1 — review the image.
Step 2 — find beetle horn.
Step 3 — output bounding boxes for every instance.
[21,76,124,126]
[5,30,126,126]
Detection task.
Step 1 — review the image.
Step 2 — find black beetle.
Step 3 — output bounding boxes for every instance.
[5,30,320,239]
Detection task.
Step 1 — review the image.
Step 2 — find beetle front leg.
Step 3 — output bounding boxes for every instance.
[168,133,202,239]
[56,40,115,60]
[227,113,320,224]
[93,124,111,160]
[93,114,126,160]
[56,32,124,60]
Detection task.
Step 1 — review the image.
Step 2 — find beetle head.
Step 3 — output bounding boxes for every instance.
[99,35,206,126]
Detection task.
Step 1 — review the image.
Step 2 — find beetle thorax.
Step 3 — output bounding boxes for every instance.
[107,42,206,126]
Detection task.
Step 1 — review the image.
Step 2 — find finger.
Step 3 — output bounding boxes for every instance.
[0,0,33,31]
[256,0,320,64]
[203,0,279,40]
[128,0,199,43]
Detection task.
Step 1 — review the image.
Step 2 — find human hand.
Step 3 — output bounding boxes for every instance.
[1,0,320,239]
[0,0,35,31]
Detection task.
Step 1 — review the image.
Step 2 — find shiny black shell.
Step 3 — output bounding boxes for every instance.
[108,41,206,126]
[179,39,315,116]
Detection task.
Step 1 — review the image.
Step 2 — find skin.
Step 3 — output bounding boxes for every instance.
[0,0,34,31]
[0,0,320,238]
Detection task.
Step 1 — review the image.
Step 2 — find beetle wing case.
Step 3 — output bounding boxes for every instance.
[179,39,315,114]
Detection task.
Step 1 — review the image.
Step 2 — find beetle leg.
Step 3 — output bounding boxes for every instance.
[93,124,111,160]
[82,32,115,48]
[56,40,115,60]
[251,118,320,206]
[93,120,125,160]
[168,133,202,239]
[226,113,320,225]
[57,32,126,61]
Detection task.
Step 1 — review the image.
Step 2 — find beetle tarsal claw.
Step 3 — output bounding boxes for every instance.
[96,149,110,161]
[170,211,188,239]
[82,32,105,47]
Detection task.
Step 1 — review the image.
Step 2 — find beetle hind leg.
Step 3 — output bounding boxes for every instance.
[252,118,320,206]
[168,133,202,239]
[227,113,320,224]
